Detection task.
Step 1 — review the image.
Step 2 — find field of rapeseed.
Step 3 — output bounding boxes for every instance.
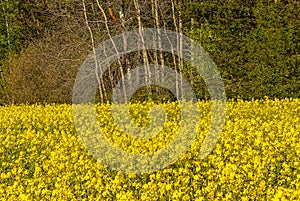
[0,98,299,200]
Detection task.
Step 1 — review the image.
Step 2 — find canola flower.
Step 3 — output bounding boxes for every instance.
[0,98,299,200]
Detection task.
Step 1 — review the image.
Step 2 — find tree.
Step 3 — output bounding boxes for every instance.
[181,0,299,99]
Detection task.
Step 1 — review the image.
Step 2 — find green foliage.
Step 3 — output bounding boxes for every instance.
[0,0,54,55]
[0,0,55,103]
[182,0,299,100]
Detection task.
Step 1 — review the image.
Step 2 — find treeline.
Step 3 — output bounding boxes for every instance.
[0,0,299,104]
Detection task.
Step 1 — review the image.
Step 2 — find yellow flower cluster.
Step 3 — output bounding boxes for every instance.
[0,98,299,200]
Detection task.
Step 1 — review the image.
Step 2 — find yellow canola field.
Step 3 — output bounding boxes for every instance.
[0,98,299,200]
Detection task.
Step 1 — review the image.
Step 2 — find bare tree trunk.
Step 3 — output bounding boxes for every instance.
[133,0,150,87]
[178,1,184,100]
[169,0,185,100]
[0,0,11,103]
[82,0,105,102]
[190,17,195,94]
[154,0,165,68]
[1,1,10,46]
[91,2,114,91]
[153,0,166,93]
[119,0,132,94]
[151,0,159,82]
[96,0,128,102]
[171,0,180,98]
